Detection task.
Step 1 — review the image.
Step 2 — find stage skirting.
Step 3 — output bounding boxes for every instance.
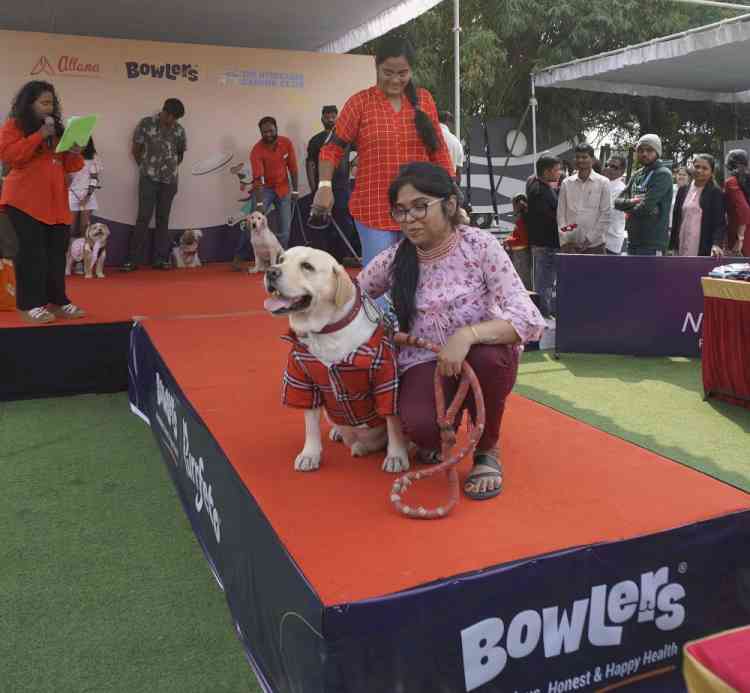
[128,313,750,693]
[556,256,743,357]
[701,277,750,410]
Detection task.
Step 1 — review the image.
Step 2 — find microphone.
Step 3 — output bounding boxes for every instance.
[44,116,54,149]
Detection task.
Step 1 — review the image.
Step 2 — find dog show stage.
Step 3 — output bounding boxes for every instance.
[117,272,750,693]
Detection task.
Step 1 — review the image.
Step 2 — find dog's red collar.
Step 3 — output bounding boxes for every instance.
[316,284,362,334]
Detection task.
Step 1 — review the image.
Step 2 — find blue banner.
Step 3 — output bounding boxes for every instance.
[557,255,740,356]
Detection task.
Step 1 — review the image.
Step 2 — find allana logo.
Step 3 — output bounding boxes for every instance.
[31,55,101,77]
[126,62,199,82]
[460,566,687,691]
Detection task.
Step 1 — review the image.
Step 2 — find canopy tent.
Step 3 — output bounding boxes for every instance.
[530,12,750,158]
[0,0,443,53]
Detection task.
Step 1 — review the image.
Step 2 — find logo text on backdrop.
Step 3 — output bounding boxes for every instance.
[126,62,199,81]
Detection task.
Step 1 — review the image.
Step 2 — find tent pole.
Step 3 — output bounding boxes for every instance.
[453,0,461,140]
[530,75,538,167]
[668,0,750,10]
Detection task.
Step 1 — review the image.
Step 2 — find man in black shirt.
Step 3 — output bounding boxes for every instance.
[306,105,361,265]
[526,153,562,317]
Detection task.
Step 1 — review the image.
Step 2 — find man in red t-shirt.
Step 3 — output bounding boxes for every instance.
[249,116,298,250]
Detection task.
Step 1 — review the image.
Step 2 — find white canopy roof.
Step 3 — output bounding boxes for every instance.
[532,13,750,103]
[0,0,443,53]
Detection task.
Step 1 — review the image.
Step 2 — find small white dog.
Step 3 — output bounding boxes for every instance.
[245,211,283,274]
[264,247,409,474]
[172,229,203,268]
[65,222,110,279]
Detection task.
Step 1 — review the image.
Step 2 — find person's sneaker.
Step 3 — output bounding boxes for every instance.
[50,303,86,319]
[21,306,55,324]
[121,262,137,272]
[152,261,172,270]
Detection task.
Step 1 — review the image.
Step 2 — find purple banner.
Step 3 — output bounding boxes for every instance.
[556,255,741,357]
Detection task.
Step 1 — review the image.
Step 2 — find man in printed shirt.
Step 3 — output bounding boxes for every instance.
[250,116,299,249]
[125,98,187,271]
[557,142,611,254]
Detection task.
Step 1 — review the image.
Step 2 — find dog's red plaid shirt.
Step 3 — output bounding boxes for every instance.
[319,86,454,231]
[281,324,398,427]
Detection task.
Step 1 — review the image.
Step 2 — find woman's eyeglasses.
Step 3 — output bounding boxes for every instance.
[390,198,442,222]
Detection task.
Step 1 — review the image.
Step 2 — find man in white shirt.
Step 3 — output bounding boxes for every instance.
[603,155,627,254]
[438,111,465,183]
[557,143,611,253]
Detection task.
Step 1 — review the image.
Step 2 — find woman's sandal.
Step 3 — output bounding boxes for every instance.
[464,451,503,500]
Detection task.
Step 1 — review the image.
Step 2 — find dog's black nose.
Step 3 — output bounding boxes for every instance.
[266,267,280,281]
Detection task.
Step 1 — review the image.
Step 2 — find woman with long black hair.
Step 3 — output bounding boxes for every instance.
[0,80,86,323]
[313,37,454,266]
[358,162,545,501]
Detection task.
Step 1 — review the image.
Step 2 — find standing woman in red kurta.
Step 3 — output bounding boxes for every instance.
[0,81,86,323]
[313,38,454,267]
[724,149,750,257]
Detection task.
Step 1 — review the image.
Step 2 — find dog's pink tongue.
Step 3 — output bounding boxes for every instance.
[263,295,294,313]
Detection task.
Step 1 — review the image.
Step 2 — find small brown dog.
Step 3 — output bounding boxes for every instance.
[65,222,110,279]
[172,229,203,268]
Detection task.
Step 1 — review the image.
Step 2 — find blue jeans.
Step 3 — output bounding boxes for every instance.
[234,188,292,259]
[354,220,402,268]
[628,246,663,256]
[354,221,402,315]
[531,246,557,317]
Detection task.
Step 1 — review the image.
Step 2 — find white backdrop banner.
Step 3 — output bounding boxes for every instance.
[0,30,374,229]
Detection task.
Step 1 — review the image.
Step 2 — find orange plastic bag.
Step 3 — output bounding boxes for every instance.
[0,259,16,311]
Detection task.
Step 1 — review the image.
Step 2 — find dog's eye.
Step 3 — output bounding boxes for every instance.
[300,262,314,272]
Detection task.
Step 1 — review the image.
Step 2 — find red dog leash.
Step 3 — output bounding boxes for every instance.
[390,332,485,519]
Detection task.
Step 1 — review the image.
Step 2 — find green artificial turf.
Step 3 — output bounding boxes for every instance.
[516,351,750,492]
[0,393,259,693]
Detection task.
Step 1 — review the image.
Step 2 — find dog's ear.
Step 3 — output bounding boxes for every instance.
[333,264,355,309]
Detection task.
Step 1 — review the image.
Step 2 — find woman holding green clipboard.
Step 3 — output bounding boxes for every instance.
[0,80,87,323]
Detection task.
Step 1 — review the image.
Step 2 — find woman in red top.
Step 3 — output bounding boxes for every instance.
[724,149,750,257]
[0,81,85,323]
[313,38,453,267]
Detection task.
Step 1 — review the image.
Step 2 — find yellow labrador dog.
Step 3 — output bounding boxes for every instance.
[264,247,409,473]
[247,211,283,274]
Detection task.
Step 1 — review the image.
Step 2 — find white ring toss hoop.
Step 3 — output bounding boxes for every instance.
[191,152,234,176]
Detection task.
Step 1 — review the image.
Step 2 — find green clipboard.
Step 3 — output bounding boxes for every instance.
[55,115,98,153]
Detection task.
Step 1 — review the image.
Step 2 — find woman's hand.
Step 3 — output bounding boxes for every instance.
[311,186,334,216]
[710,245,724,258]
[437,328,474,378]
[39,119,56,139]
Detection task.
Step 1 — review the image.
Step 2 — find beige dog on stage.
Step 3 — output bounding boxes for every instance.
[246,211,283,274]
[264,247,409,473]
[65,222,110,279]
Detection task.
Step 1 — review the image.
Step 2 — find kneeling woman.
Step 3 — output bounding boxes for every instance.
[358,162,545,500]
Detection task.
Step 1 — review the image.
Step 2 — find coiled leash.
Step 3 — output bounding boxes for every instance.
[390,333,485,519]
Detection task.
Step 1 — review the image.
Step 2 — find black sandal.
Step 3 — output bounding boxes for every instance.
[464,452,503,500]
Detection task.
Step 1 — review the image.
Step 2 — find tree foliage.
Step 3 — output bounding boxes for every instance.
[353,0,750,160]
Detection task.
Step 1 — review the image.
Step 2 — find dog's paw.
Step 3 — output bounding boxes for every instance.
[84,274,93,280]
[329,427,344,443]
[247,266,260,274]
[350,441,370,457]
[294,451,322,471]
[382,451,410,473]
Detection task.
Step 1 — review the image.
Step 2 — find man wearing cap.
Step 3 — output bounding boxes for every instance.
[615,134,673,256]
[305,106,360,265]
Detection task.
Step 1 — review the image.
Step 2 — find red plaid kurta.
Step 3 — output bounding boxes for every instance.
[319,86,454,231]
[281,324,398,427]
